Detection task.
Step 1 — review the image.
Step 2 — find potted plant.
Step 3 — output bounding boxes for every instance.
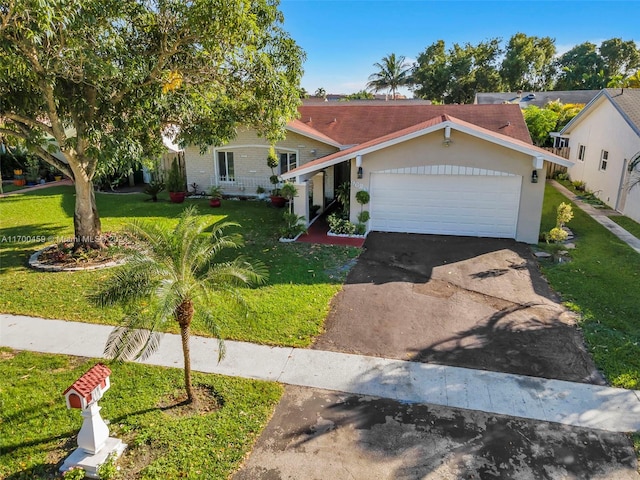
[209,185,223,207]
[167,158,186,203]
[256,185,267,200]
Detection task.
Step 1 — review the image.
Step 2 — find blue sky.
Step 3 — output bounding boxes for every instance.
[279,0,640,95]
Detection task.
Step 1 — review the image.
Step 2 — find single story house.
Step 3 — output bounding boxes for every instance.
[559,88,640,223]
[184,103,572,244]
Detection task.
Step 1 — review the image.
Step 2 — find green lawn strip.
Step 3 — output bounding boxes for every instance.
[0,187,359,347]
[0,349,282,479]
[609,215,640,239]
[540,185,640,390]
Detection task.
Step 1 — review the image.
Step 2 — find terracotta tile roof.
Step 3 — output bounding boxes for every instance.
[284,114,569,179]
[63,363,111,397]
[296,103,532,145]
[287,119,342,146]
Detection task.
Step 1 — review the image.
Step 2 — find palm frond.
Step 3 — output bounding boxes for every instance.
[90,260,160,307]
[104,313,164,361]
[197,310,226,362]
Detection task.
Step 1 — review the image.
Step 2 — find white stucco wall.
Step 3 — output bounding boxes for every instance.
[566,99,640,212]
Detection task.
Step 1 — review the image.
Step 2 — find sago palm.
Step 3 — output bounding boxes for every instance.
[92,206,267,404]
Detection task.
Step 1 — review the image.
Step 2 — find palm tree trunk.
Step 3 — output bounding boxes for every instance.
[180,322,194,404]
[176,299,195,404]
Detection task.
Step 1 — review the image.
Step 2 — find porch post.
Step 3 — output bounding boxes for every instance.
[293,182,309,224]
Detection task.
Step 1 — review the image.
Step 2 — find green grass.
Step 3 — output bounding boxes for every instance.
[1,183,29,194]
[610,215,640,239]
[0,349,282,479]
[0,187,360,347]
[540,184,640,389]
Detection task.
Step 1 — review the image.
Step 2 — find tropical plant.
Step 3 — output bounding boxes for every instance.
[143,178,165,202]
[314,87,326,99]
[366,53,412,99]
[336,182,351,218]
[166,158,185,193]
[209,185,224,199]
[0,0,303,250]
[92,206,267,404]
[279,212,307,239]
[279,182,298,213]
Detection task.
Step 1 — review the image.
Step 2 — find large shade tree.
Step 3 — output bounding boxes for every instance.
[0,0,304,249]
[500,33,556,91]
[367,53,412,99]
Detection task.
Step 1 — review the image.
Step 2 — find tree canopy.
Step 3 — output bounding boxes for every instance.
[410,34,640,103]
[0,0,304,248]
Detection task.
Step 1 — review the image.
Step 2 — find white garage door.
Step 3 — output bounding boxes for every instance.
[370,172,521,238]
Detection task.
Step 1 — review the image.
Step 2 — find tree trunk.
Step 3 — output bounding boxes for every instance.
[180,322,194,404]
[176,299,195,404]
[72,173,104,250]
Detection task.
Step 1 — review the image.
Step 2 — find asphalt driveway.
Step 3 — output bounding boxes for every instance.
[314,232,604,384]
[234,233,637,479]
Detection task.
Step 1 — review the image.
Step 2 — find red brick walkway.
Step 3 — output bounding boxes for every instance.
[296,216,365,247]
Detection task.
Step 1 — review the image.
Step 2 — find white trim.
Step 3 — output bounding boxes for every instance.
[282,120,573,180]
[375,165,516,177]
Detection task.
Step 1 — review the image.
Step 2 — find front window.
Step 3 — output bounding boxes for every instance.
[218,151,235,181]
[279,152,297,174]
[600,150,608,171]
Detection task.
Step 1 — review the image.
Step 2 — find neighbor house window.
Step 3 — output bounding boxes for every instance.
[279,152,297,174]
[599,150,608,171]
[218,151,235,181]
[577,144,586,162]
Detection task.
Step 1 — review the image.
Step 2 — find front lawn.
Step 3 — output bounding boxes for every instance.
[0,349,282,479]
[0,187,360,347]
[540,184,640,390]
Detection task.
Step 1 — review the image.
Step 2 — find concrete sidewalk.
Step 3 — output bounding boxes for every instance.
[551,180,640,254]
[2,314,639,433]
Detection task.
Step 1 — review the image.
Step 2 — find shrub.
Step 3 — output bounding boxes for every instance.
[166,158,185,192]
[544,202,573,244]
[354,223,367,235]
[327,213,356,235]
[554,171,570,181]
[357,210,370,223]
[355,190,370,205]
[571,180,586,192]
[546,227,568,243]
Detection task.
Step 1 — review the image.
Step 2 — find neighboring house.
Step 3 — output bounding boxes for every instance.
[184,103,571,244]
[475,90,600,109]
[560,88,640,223]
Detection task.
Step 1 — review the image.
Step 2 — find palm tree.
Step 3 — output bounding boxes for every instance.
[366,53,412,99]
[92,206,266,404]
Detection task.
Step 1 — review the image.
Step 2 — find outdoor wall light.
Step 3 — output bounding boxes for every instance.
[531,170,539,183]
[357,166,363,179]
